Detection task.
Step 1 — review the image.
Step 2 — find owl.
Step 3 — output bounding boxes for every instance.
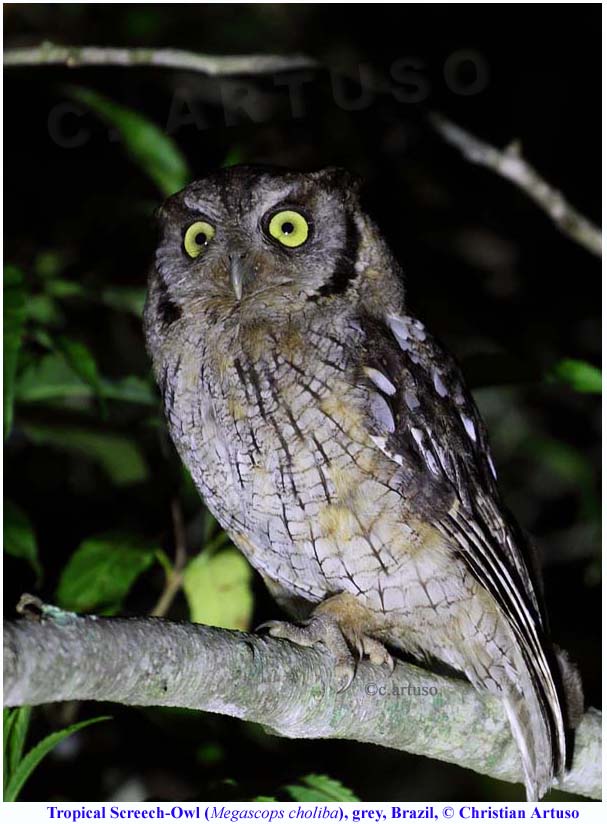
[144,165,582,800]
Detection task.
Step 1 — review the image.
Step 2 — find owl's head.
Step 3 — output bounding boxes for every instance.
[145,165,403,342]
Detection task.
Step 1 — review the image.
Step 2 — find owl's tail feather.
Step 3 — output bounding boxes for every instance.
[504,642,585,800]
[464,627,567,800]
[498,636,572,802]
[503,683,554,801]
[445,512,569,799]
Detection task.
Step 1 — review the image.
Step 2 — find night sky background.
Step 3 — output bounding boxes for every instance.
[4,3,601,803]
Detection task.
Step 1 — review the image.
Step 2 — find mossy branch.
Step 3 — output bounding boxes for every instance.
[3,598,601,800]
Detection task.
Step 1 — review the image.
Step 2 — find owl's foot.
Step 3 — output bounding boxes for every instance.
[258,614,357,691]
[358,635,395,671]
[258,593,394,691]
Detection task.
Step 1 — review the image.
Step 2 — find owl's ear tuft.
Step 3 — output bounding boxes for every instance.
[154,202,173,225]
[310,166,363,196]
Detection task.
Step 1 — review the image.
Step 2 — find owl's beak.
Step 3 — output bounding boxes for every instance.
[229,254,250,302]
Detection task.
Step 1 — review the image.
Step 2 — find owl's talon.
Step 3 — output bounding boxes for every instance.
[255,620,285,635]
[361,635,395,671]
[255,619,317,647]
[334,658,357,692]
[254,613,358,689]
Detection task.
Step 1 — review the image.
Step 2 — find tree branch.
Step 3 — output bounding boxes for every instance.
[430,114,601,258]
[3,42,318,77]
[3,46,600,799]
[3,601,601,800]
[5,44,599,258]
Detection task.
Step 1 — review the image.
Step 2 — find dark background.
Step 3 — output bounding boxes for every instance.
[4,3,601,803]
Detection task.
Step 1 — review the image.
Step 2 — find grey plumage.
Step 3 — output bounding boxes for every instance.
[144,165,581,799]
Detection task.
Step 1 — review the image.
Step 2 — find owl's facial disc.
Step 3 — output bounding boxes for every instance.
[180,206,312,303]
[153,165,374,321]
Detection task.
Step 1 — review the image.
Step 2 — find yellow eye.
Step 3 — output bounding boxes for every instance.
[183,221,215,258]
[268,210,310,248]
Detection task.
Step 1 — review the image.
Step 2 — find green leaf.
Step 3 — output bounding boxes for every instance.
[30,328,55,350]
[4,265,27,439]
[16,352,90,403]
[56,535,158,613]
[56,337,106,413]
[223,146,245,167]
[202,508,224,544]
[3,502,42,582]
[25,294,63,327]
[69,86,189,196]
[527,437,593,487]
[155,548,174,579]
[58,339,101,389]
[548,359,601,394]
[21,423,148,486]
[285,774,360,802]
[4,707,32,786]
[525,436,599,522]
[16,352,157,407]
[4,715,110,802]
[46,279,85,299]
[100,286,146,316]
[183,546,253,630]
[3,710,17,795]
[101,376,157,406]
[34,250,69,281]
[196,742,224,766]
[4,709,14,763]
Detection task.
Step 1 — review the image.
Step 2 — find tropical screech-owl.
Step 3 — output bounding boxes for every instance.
[144,165,582,800]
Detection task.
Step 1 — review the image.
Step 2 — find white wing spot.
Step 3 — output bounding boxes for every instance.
[488,454,498,480]
[461,414,477,443]
[425,430,443,477]
[404,390,420,410]
[411,323,427,342]
[410,426,424,448]
[364,366,396,396]
[387,315,410,350]
[424,448,441,477]
[370,393,396,433]
[370,435,404,466]
[433,370,448,398]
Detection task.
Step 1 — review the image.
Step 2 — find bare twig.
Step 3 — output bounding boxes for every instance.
[5,43,599,259]
[3,42,318,77]
[430,114,601,257]
[151,499,188,618]
[3,601,601,800]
